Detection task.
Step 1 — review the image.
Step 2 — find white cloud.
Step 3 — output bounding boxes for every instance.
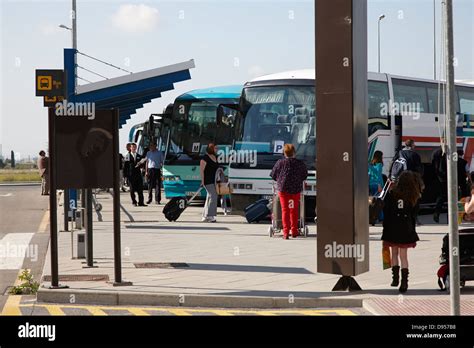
[111,4,159,34]
[248,65,265,79]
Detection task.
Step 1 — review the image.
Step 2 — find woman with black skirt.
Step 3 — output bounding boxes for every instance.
[382,171,423,293]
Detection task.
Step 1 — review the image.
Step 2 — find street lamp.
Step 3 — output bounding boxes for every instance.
[58,24,71,30]
[378,14,386,73]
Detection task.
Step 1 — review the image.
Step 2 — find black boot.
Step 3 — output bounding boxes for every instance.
[399,268,409,293]
[391,266,400,287]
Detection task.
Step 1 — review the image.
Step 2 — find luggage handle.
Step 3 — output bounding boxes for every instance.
[187,185,204,205]
[376,180,392,200]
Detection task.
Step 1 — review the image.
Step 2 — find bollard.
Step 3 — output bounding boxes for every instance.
[77,232,86,259]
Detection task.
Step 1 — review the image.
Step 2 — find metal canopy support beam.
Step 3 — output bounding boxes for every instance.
[316,0,369,288]
[75,71,189,103]
[95,87,171,107]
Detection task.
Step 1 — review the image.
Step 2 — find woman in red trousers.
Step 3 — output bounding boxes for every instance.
[270,144,308,239]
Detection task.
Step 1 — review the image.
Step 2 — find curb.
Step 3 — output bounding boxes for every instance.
[37,288,364,309]
[0,182,41,186]
[361,299,382,315]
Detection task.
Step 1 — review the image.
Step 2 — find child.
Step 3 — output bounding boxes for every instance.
[382,171,422,293]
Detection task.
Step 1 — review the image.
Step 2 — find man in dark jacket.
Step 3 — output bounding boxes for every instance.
[457,149,470,198]
[399,139,424,175]
[123,143,146,207]
[390,139,424,225]
[432,144,447,223]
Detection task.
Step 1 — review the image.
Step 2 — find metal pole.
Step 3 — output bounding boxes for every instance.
[72,0,77,90]
[378,19,381,73]
[112,110,123,284]
[85,188,93,267]
[445,0,460,316]
[63,189,69,231]
[433,0,437,80]
[48,109,59,288]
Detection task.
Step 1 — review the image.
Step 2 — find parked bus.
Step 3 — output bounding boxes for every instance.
[225,69,474,212]
[128,104,174,157]
[163,85,242,198]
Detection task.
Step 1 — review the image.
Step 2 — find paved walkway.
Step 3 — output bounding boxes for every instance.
[35,190,474,315]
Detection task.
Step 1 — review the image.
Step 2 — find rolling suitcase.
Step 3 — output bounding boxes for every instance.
[245,198,271,223]
[163,186,203,222]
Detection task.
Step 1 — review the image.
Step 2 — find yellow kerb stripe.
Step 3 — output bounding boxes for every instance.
[1,296,22,316]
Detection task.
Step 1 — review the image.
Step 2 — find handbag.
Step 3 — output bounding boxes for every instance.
[216,182,232,196]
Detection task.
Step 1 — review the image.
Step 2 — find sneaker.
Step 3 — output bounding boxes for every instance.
[201,217,208,222]
[208,217,217,223]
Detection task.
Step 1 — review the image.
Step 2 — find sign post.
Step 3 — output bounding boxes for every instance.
[47,108,68,289]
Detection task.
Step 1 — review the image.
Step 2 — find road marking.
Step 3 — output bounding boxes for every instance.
[14,303,358,316]
[0,193,13,197]
[166,308,193,316]
[127,308,150,316]
[0,233,35,270]
[85,307,107,316]
[1,295,22,315]
[44,305,65,316]
[38,210,50,233]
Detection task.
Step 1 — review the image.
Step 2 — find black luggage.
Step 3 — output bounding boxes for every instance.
[369,180,391,226]
[437,229,474,290]
[163,187,203,222]
[245,198,271,223]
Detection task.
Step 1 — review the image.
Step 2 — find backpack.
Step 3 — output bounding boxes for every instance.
[389,155,407,181]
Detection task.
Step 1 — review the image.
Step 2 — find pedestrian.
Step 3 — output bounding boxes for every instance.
[432,143,447,223]
[382,171,422,293]
[123,143,146,207]
[200,143,220,223]
[270,144,308,239]
[369,150,384,195]
[37,150,49,195]
[145,142,164,205]
[389,139,424,179]
[457,149,470,198]
[389,139,424,225]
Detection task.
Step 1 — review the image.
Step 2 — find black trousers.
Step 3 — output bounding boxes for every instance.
[147,168,162,203]
[435,181,448,215]
[130,176,144,205]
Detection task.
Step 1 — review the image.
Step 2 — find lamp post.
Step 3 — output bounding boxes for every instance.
[378,14,386,73]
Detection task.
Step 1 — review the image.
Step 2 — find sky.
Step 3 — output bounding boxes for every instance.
[0,0,473,159]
